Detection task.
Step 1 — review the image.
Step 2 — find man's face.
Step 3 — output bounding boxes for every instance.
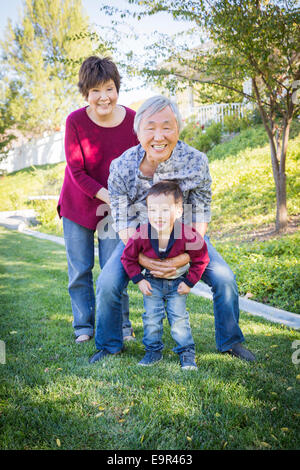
[147,193,183,234]
[137,106,179,164]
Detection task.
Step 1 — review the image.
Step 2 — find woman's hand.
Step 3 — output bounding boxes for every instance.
[95,187,110,205]
[138,253,190,278]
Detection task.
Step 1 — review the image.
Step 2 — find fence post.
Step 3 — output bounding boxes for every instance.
[187,102,247,127]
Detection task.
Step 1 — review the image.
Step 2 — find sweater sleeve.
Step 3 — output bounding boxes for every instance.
[120,233,145,283]
[183,228,210,287]
[64,116,103,199]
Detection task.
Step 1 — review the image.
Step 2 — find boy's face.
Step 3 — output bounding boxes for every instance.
[147,193,183,234]
[87,79,118,119]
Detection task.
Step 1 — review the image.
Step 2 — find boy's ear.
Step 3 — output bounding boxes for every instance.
[176,204,183,218]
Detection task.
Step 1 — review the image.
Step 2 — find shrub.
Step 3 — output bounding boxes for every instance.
[31,199,62,235]
[180,120,223,153]
[207,125,269,161]
[223,113,252,134]
[179,115,202,146]
[215,231,300,313]
[194,122,223,153]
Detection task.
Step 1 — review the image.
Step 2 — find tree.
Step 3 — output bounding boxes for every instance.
[106,0,300,231]
[0,0,105,136]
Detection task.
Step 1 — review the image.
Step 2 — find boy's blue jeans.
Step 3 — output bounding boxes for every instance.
[142,274,195,355]
[94,235,245,353]
[62,217,131,338]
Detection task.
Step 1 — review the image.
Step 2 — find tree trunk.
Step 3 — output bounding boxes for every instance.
[251,78,292,232]
[275,170,288,232]
[269,137,288,232]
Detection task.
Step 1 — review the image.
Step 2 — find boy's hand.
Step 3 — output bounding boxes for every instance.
[177,282,191,295]
[138,279,153,296]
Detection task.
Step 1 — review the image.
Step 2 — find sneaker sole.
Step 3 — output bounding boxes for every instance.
[138,357,162,366]
[181,365,198,370]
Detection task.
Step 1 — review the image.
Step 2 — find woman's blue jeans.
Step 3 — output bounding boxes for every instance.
[62,217,130,338]
[142,275,195,355]
[94,235,245,353]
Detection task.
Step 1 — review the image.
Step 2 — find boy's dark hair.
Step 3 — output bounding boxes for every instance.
[146,180,183,204]
[78,56,121,98]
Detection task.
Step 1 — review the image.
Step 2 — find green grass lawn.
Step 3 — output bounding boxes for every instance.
[0,226,299,450]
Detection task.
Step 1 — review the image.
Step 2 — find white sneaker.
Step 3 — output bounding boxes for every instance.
[75,334,91,343]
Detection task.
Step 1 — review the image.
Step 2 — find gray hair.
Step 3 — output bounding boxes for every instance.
[133,95,183,134]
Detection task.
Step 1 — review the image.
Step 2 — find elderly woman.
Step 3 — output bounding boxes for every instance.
[89,95,256,363]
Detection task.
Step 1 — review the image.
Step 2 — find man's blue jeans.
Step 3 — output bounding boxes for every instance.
[142,275,195,355]
[94,235,245,353]
[63,217,130,338]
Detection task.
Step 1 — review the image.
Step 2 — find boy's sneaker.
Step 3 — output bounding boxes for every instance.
[75,334,91,343]
[89,348,123,364]
[138,350,162,366]
[179,351,198,370]
[123,327,136,342]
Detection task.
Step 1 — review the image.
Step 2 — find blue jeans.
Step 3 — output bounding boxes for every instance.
[63,217,130,338]
[94,236,244,353]
[142,275,195,355]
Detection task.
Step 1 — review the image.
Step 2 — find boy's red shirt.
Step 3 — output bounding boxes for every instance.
[121,222,210,287]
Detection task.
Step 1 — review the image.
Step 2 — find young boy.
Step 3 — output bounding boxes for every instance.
[121,181,210,370]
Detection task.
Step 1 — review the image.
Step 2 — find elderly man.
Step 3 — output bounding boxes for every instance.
[89,95,256,364]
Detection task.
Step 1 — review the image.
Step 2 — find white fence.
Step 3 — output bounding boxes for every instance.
[186,102,250,127]
[0,130,65,174]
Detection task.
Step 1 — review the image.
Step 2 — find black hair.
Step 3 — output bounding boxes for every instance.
[78,56,121,98]
[146,180,183,204]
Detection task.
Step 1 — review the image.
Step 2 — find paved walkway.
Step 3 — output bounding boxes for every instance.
[1,210,299,330]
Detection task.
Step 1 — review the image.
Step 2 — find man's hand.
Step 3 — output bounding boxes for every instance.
[138,279,153,296]
[177,282,191,295]
[138,253,190,279]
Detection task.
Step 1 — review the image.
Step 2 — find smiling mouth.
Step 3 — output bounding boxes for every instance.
[152,144,167,150]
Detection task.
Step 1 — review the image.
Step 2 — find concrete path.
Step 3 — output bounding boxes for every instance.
[1,210,299,330]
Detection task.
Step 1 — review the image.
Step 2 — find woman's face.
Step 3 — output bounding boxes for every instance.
[137,106,179,165]
[87,79,118,120]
